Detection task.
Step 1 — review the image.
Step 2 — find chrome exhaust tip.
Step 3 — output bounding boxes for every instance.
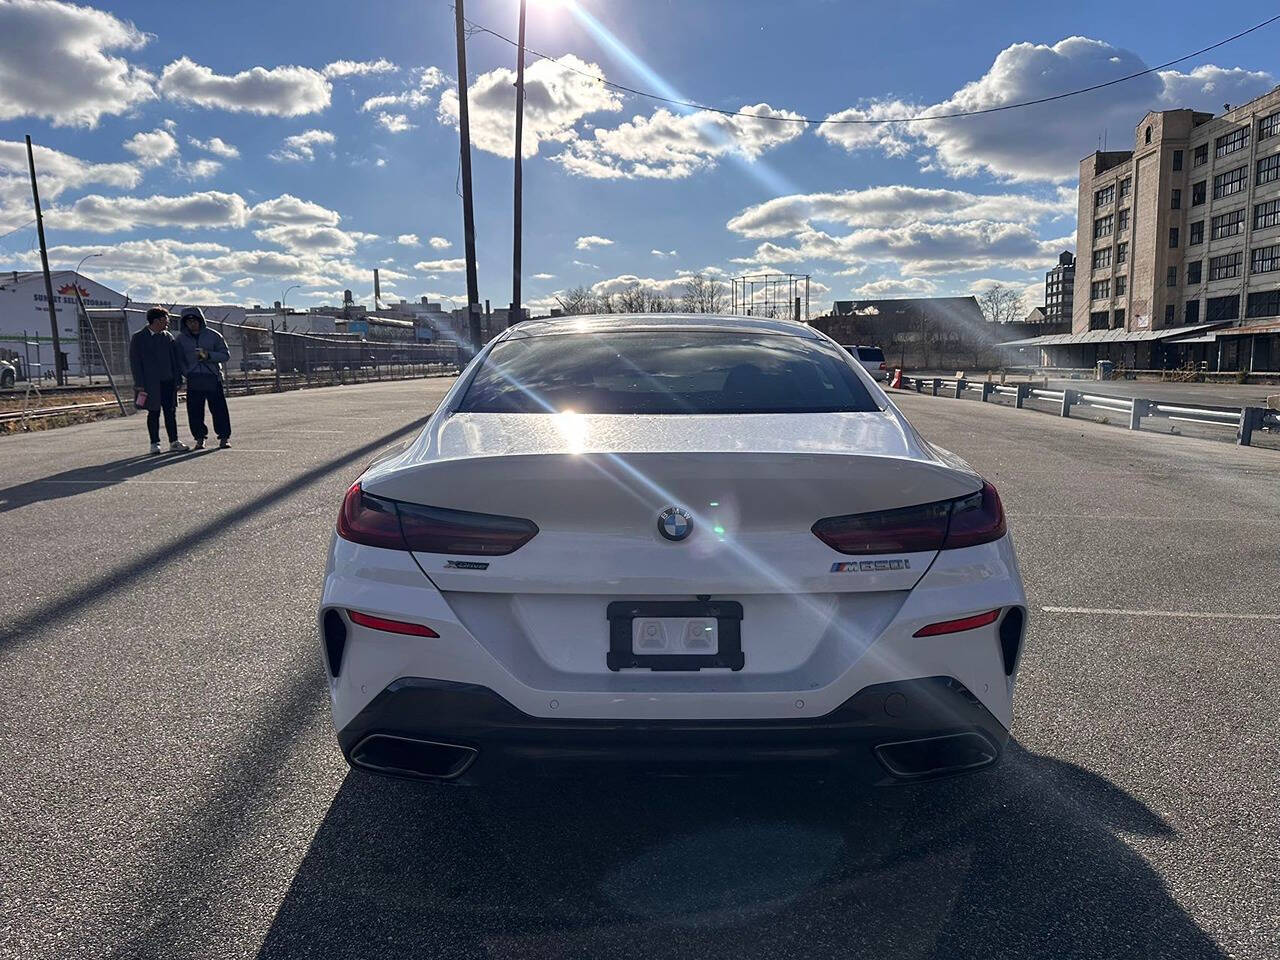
[874,731,998,779]
[349,734,478,781]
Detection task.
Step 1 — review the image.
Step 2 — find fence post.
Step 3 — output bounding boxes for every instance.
[1060,388,1076,417]
[1014,383,1028,409]
[954,378,965,399]
[1129,398,1149,431]
[1237,407,1263,446]
[931,378,940,396]
[980,382,993,402]
[914,377,923,393]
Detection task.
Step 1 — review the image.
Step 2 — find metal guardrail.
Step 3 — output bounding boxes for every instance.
[896,374,1277,447]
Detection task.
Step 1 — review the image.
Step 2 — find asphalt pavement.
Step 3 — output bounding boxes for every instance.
[1,378,1277,960]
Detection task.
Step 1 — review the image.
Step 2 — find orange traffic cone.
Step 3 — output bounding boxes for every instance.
[890,368,903,389]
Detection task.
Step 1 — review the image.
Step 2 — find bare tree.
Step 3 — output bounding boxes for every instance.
[976,284,1024,324]
[558,285,597,315]
[680,273,726,314]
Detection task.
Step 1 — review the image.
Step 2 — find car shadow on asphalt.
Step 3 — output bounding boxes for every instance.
[256,742,1224,960]
[0,451,210,514]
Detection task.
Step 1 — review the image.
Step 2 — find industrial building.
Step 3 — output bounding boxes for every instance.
[1010,86,1280,371]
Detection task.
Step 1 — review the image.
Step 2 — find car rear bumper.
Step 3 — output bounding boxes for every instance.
[338,675,1008,786]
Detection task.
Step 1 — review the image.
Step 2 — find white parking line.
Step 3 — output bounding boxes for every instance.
[1016,514,1274,523]
[38,479,199,485]
[1042,605,1280,621]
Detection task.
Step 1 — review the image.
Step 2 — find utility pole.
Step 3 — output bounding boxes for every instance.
[26,135,63,385]
[453,0,482,351]
[510,0,527,327]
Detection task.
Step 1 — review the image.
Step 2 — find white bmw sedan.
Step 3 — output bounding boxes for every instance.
[319,314,1027,784]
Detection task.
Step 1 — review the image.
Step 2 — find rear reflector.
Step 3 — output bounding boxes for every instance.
[347,609,440,638]
[336,482,538,556]
[812,479,1006,555]
[913,609,1001,637]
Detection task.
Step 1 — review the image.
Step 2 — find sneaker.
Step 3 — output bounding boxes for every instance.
[218,438,231,449]
[194,438,206,450]
[169,440,190,452]
[149,442,161,455]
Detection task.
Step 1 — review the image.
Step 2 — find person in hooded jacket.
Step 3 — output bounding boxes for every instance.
[129,307,189,454]
[176,306,232,449]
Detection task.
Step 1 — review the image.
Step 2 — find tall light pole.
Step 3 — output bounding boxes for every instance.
[281,284,299,330]
[454,0,483,351]
[25,135,63,385]
[510,0,527,328]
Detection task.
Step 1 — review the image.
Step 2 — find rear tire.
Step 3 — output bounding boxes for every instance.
[1,371,13,388]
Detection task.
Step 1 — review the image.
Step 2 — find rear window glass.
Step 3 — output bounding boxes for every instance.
[458,331,880,415]
[856,347,885,362]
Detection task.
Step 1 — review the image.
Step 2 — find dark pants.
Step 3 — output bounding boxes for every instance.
[186,384,231,441]
[146,380,179,444]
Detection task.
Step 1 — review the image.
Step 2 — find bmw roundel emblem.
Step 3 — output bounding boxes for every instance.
[657,506,693,542]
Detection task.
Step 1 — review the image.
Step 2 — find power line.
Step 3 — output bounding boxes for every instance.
[0,218,36,241]
[464,12,1280,125]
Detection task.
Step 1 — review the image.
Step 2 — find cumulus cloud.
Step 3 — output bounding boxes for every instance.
[178,158,222,180]
[122,128,179,166]
[413,258,466,273]
[0,140,140,228]
[270,129,335,162]
[361,66,447,112]
[849,276,940,298]
[376,112,413,133]
[249,193,340,225]
[324,58,398,79]
[651,249,677,257]
[0,0,155,127]
[159,57,331,116]
[818,37,1276,181]
[532,272,555,280]
[428,236,451,249]
[188,135,239,158]
[254,224,375,256]
[438,55,621,158]
[396,233,420,246]
[559,102,804,180]
[575,235,613,250]
[48,191,252,232]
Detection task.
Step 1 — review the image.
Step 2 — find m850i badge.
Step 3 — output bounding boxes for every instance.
[445,560,490,570]
[832,559,911,573]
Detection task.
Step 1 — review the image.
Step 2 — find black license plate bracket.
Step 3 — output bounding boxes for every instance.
[606,600,744,672]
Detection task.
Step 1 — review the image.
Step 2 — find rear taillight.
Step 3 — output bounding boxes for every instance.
[913,609,1001,637]
[879,362,887,370]
[347,609,440,638]
[336,482,538,555]
[812,479,1006,555]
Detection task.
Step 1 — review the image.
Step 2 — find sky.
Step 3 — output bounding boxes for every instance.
[1,0,1278,316]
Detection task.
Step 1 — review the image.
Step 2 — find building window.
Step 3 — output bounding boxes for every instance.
[1258,153,1280,186]
[1090,311,1109,330]
[1171,189,1181,210]
[1192,180,1206,205]
[1116,241,1128,265]
[1214,126,1250,157]
[1092,247,1112,269]
[1256,199,1280,230]
[1091,279,1111,300]
[1115,275,1127,295]
[1206,295,1240,321]
[1093,215,1113,240]
[1167,266,1178,287]
[1185,300,1200,324]
[1118,177,1131,201]
[1252,243,1280,274]
[1189,220,1204,245]
[1113,308,1126,326]
[1193,144,1209,166]
[1210,208,1245,239]
[1172,149,1183,170]
[1095,184,1114,208]
[1213,166,1247,199]
[1169,227,1179,248]
[1116,208,1130,232]
[1208,252,1242,281]
[1187,260,1202,285]
[1145,126,1152,145]
[1247,290,1280,318]
[1165,304,1176,324]
[1259,111,1280,141]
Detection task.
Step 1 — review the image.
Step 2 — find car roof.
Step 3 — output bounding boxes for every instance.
[500,313,821,341]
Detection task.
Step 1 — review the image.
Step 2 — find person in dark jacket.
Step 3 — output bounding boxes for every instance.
[129,307,188,454]
[177,307,232,449]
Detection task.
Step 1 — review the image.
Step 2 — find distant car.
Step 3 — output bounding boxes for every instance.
[241,352,275,372]
[320,313,1027,785]
[0,359,15,387]
[841,344,889,380]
